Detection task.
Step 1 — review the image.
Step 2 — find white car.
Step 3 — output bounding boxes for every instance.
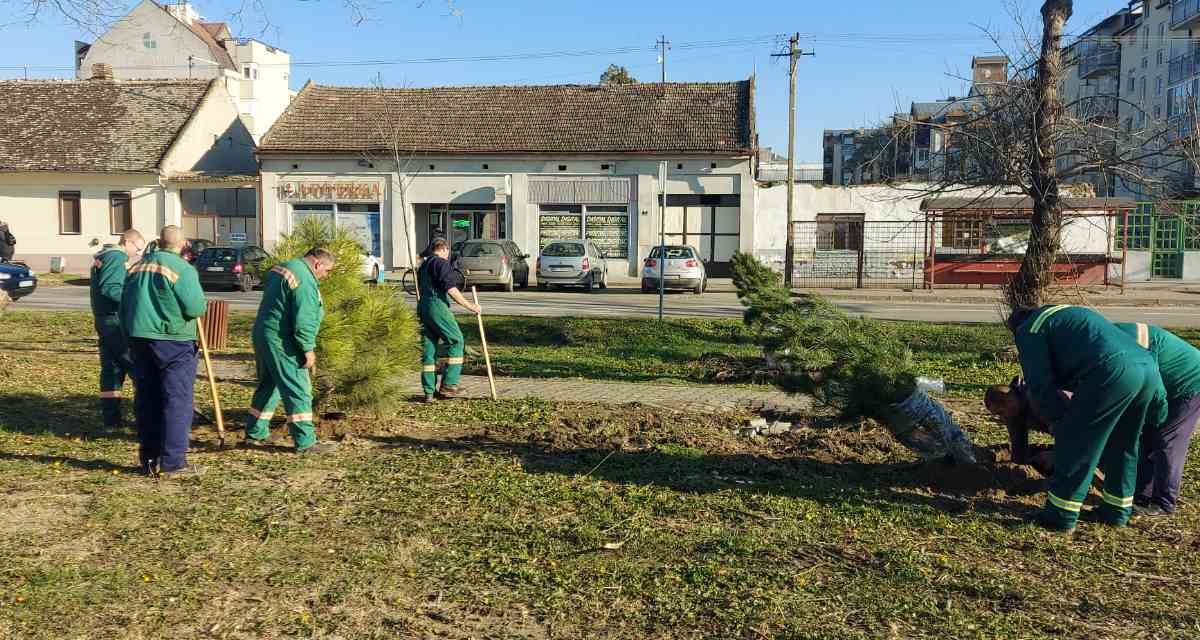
[641,245,707,295]
[361,251,385,283]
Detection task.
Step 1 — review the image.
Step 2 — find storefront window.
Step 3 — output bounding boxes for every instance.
[290,202,382,257]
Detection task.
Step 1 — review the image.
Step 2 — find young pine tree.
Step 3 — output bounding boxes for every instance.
[268,218,420,414]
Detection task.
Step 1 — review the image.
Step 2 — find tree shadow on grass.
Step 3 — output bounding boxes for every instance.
[367,433,1037,522]
[0,450,137,473]
[0,393,136,440]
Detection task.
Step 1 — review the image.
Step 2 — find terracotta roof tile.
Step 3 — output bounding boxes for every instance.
[0,79,213,173]
[259,80,755,155]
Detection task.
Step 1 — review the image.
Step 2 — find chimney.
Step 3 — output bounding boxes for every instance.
[166,2,202,25]
[90,63,114,80]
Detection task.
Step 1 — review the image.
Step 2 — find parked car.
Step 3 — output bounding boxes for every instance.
[195,245,269,292]
[143,238,213,263]
[0,259,37,300]
[457,239,530,292]
[361,250,386,284]
[641,245,707,295]
[536,240,608,292]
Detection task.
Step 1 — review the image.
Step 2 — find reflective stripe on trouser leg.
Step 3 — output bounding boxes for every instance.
[419,299,465,393]
[97,317,129,426]
[1096,362,1161,526]
[251,335,317,450]
[1044,359,1160,529]
[246,337,282,441]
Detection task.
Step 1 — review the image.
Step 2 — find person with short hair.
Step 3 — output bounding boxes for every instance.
[121,226,207,478]
[417,238,479,402]
[89,229,146,428]
[1009,305,1167,532]
[244,247,337,454]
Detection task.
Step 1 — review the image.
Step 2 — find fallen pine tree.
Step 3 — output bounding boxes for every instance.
[730,252,976,464]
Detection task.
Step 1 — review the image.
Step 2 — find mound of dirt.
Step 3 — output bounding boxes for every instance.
[914,445,1047,497]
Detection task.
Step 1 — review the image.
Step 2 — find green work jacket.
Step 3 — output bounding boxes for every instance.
[253,257,324,353]
[120,249,207,341]
[89,247,128,316]
[1115,322,1200,402]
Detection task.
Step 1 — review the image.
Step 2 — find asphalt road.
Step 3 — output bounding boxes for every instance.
[14,284,1200,326]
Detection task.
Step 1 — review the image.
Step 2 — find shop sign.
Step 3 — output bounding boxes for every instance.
[277,181,382,203]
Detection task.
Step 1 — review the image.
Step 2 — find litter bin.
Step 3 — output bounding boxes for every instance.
[199,299,230,350]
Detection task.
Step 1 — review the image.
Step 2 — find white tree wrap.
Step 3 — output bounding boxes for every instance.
[887,389,977,465]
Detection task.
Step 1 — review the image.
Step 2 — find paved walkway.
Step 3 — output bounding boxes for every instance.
[208,361,810,414]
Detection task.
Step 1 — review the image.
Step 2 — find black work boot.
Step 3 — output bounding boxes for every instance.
[160,464,205,480]
[1134,504,1172,518]
[242,435,275,450]
[436,385,461,400]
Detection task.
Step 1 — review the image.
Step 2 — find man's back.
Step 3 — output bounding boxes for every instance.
[121,250,206,341]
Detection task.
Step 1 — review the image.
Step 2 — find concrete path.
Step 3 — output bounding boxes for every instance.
[208,359,810,414]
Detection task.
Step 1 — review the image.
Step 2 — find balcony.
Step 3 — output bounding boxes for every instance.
[1169,49,1200,85]
[1173,0,1200,30]
[1079,46,1121,79]
[1076,94,1120,123]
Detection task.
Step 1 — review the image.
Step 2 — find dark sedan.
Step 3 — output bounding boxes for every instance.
[0,259,37,300]
[196,245,269,291]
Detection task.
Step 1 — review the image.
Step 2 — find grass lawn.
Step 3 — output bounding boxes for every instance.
[1,311,1198,638]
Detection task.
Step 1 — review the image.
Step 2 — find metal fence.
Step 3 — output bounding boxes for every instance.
[790,220,926,289]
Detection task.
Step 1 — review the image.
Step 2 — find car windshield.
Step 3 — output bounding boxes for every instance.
[461,243,503,258]
[542,242,585,257]
[650,246,695,259]
[198,248,238,264]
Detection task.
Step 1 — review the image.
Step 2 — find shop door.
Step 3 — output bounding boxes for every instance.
[1152,216,1184,279]
[663,202,741,277]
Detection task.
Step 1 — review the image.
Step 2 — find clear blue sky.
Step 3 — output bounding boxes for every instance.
[1,0,1122,161]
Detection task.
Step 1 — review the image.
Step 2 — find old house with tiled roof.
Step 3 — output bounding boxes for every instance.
[75,1,293,141]
[256,79,757,277]
[0,74,257,271]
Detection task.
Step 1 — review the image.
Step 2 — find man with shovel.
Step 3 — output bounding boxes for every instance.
[89,228,146,428]
[243,248,337,455]
[1008,305,1167,532]
[417,237,480,403]
[122,226,207,478]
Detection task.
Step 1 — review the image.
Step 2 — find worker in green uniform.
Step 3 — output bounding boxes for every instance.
[89,229,146,428]
[244,248,337,454]
[1009,305,1167,532]
[417,237,479,402]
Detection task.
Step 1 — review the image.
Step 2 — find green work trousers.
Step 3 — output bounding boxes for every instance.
[245,334,316,450]
[1043,358,1165,529]
[419,298,464,395]
[96,313,131,427]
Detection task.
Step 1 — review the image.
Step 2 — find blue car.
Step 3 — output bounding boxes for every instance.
[0,259,37,300]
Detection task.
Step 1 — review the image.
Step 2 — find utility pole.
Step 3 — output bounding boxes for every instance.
[773,33,813,288]
[656,35,670,84]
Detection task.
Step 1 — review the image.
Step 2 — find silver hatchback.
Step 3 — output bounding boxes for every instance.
[457,240,531,292]
[641,245,707,294]
[536,240,609,292]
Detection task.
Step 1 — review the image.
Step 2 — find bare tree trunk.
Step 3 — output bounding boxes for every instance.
[1008,0,1072,311]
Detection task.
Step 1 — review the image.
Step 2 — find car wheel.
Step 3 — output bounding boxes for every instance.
[239,274,253,293]
[599,269,608,290]
[519,271,529,289]
[504,273,515,293]
[537,281,548,291]
[370,265,380,285]
[583,274,594,293]
[693,279,704,295]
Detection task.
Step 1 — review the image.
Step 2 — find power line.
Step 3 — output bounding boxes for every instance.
[0,34,784,73]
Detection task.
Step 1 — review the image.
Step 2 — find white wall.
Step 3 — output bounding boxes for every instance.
[230,40,292,141]
[0,173,163,271]
[260,155,755,276]
[753,182,1117,272]
[78,0,221,80]
[160,82,257,175]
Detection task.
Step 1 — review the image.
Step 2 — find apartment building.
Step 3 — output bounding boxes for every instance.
[74,0,293,141]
